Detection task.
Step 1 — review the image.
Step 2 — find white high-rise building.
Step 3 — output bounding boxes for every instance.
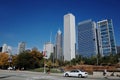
[18,42,26,54]
[2,44,8,53]
[43,42,54,59]
[7,46,12,54]
[64,13,76,61]
[2,44,12,54]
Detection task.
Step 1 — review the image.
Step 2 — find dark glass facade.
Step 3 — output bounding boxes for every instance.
[0,47,2,52]
[78,20,98,57]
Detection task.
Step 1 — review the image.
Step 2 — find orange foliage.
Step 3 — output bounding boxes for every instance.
[0,52,9,67]
[12,55,18,65]
[30,50,43,60]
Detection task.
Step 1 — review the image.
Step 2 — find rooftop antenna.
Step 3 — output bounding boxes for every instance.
[50,31,52,43]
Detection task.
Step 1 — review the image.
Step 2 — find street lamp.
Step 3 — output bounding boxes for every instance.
[44,59,46,74]
[8,55,12,67]
[43,50,47,74]
[96,54,98,66]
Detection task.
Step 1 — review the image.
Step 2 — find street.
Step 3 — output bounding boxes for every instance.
[0,70,119,80]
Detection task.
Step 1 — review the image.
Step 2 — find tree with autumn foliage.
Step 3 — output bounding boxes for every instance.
[29,50,44,68]
[12,54,18,67]
[0,52,9,69]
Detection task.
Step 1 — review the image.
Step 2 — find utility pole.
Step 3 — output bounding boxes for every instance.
[97,54,98,66]
[8,55,12,68]
[43,44,47,74]
[44,58,46,74]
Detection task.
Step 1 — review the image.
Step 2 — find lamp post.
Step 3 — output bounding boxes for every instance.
[96,54,98,66]
[43,50,47,74]
[44,58,46,74]
[8,55,12,67]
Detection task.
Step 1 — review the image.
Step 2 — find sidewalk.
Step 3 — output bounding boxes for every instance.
[88,71,120,79]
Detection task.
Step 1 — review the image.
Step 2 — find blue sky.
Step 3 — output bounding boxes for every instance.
[0,0,120,53]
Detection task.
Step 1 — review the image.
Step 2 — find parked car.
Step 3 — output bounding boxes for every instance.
[64,69,88,78]
[8,67,13,70]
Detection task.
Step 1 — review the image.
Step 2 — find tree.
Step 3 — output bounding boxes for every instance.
[30,50,44,68]
[54,60,59,67]
[14,51,31,69]
[49,53,54,62]
[57,59,64,66]
[98,53,120,65]
[11,54,18,67]
[0,52,9,69]
[14,50,43,70]
[46,60,52,68]
[71,58,77,65]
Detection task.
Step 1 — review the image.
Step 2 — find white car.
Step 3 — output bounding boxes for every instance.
[8,67,13,70]
[64,69,88,78]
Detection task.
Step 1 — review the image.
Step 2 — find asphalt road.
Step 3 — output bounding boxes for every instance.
[0,70,119,80]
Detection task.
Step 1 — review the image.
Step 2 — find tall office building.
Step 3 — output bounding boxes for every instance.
[18,42,26,54]
[56,29,63,61]
[97,19,117,56]
[43,42,54,59]
[2,44,12,54]
[7,46,12,54]
[64,13,76,61]
[2,44,8,53]
[78,20,98,57]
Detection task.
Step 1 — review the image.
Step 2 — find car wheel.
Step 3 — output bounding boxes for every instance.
[65,73,69,77]
[78,74,82,78]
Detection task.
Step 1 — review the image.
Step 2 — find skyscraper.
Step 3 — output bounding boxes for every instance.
[2,44,8,53]
[2,44,12,54]
[18,42,26,54]
[78,20,98,57]
[43,42,54,59]
[97,19,117,56]
[56,29,63,61]
[64,13,76,61]
[7,46,12,54]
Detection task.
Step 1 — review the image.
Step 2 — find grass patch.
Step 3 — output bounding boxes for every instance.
[29,67,63,73]
[30,68,44,72]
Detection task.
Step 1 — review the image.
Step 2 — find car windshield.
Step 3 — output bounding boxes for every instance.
[80,70,84,72]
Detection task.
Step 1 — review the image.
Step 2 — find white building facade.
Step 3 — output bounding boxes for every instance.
[2,44,8,53]
[18,42,26,54]
[2,44,12,54]
[64,13,76,61]
[43,42,54,59]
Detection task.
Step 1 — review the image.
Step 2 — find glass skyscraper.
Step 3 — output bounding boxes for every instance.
[97,19,117,56]
[78,20,98,57]
[55,29,63,61]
